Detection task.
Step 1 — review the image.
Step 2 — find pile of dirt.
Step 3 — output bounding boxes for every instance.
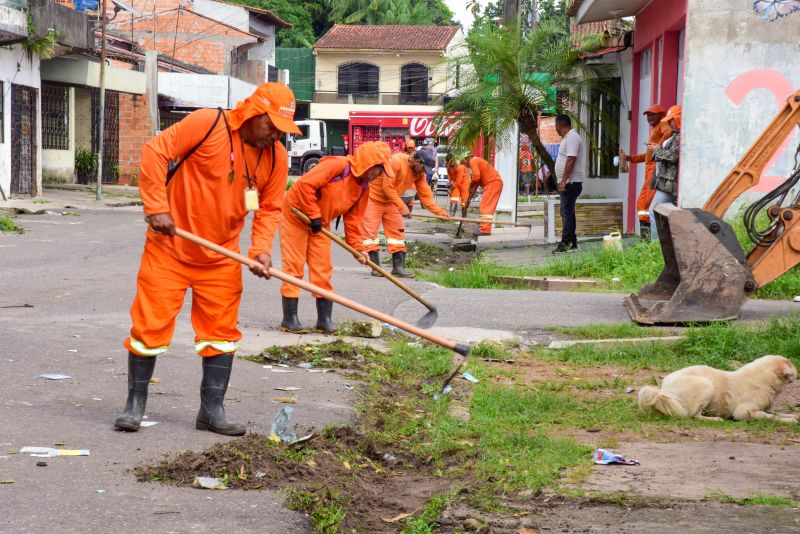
[260,340,384,370]
[136,427,454,533]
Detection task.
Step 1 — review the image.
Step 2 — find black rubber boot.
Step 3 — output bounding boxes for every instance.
[195,354,246,436]
[114,352,156,431]
[449,203,458,216]
[368,250,381,277]
[314,298,335,334]
[280,296,308,333]
[391,252,415,278]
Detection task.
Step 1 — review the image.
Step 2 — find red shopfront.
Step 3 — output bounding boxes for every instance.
[347,111,483,155]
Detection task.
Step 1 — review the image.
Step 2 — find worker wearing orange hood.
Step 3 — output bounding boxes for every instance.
[361,151,450,278]
[115,83,301,436]
[280,141,394,333]
[463,155,504,235]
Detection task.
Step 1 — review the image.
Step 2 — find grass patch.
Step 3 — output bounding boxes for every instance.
[539,316,800,372]
[426,213,800,299]
[0,215,23,233]
[704,490,798,507]
[550,322,669,340]
[285,487,347,533]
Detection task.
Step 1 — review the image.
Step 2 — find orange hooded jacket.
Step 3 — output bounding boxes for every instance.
[369,153,446,216]
[284,156,372,249]
[139,108,287,265]
[467,157,502,189]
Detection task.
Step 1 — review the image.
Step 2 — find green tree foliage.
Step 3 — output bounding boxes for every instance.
[328,0,454,25]
[440,20,611,176]
[229,0,318,47]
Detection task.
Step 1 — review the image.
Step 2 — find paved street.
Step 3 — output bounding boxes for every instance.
[1,207,798,533]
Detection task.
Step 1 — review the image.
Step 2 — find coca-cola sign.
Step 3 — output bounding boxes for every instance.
[409,116,460,138]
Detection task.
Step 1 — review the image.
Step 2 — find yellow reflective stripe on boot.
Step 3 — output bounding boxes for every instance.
[386,238,406,246]
[362,238,380,247]
[195,340,239,354]
[129,337,168,356]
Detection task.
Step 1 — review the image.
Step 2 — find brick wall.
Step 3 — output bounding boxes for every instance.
[118,92,154,185]
[111,2,254,75]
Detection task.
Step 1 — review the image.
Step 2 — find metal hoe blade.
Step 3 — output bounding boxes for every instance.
[415,308,438,329]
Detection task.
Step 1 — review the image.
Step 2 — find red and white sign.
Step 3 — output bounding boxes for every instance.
[408,116,460,138]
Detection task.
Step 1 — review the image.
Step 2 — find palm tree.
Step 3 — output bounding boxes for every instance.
[440,19,612,180]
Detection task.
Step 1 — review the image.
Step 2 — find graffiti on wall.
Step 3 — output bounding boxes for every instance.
[753,0,800,21]
[724,68,796,192]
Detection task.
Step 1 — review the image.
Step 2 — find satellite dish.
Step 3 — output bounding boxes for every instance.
[111,0,140,16]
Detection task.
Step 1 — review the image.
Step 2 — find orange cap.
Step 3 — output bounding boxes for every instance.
[661,104,682,129]
[405,139,416,149]
[348,141,395,178]
[643,104,665,115]
[229,82,302,135]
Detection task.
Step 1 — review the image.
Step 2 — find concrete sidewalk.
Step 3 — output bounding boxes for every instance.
[0,184,142,214]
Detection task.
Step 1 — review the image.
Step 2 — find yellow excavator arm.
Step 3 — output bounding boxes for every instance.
[624,91,800,324]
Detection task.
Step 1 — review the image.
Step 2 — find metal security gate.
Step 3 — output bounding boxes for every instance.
[10,84,38,198]
[91,88,119,184]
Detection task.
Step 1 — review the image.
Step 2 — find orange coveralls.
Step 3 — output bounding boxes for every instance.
[631,121,673,224]
[468,157,504,234]
[126,108,287,357]
[280,156,370,298]
[362,153,447,254]
[447,164,470,208]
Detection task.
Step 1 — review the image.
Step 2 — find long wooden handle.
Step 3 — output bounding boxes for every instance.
[291,208,436,312]
[173,227,468,355]
[410,213,522,226]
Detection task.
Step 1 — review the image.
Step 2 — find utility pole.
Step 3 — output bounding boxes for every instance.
[96,0,107,201]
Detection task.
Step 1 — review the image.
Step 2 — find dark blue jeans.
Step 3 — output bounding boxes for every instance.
[559,182,582,246]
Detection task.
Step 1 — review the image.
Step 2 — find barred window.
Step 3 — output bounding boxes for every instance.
[338,62,379,97]
[43,83,69,150]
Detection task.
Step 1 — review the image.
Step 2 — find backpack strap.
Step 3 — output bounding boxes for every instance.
[166,107,226,185]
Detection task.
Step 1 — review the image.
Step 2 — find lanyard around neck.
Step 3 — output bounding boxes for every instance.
[239,137,264,189]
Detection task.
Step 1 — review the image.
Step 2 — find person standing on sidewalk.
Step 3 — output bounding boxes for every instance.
[649,105,682,240]
[553,114,586,254]
[115,83,301,436]
[361,151,449,278]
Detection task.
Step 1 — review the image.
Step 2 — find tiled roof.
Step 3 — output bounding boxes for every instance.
[315,24,460,51]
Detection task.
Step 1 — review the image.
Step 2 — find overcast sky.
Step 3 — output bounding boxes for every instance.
[445,0,483,30]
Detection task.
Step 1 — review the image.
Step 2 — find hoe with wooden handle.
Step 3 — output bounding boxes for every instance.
[291,207,438,328]
[168,225,469,394]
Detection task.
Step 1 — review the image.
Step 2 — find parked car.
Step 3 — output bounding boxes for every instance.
[435,153,449,195]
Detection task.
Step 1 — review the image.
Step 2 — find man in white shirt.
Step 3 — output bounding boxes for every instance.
[553,114,586,254]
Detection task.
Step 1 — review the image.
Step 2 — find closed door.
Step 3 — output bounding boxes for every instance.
[10,84,38,198]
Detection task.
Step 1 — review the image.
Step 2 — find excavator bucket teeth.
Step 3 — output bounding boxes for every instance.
[624,204,756,325]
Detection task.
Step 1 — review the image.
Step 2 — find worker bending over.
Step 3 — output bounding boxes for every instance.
[280,142,394,334]
[115,83,300,436]
[362,152,450,278]
[446,153,470,216]
[463,155,504,235]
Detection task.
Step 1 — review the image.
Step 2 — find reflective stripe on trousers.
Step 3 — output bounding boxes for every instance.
[128,337,168,356]
[195,340,239,354]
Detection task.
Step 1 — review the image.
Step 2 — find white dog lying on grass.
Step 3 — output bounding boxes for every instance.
[638,355,798,422]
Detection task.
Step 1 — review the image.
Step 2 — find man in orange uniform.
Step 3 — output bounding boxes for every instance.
[362,152,449,278]
[115,83,301,436]
[623,104,671,238]
[404,139,416,155]
[280,142,394,333]
[463,155,504,235]
[446,153,469,216]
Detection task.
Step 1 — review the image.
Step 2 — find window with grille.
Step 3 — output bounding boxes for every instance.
[43,84,69,150]
[400,63,429,104]
[337,62,379,97]
[588,78,621,178]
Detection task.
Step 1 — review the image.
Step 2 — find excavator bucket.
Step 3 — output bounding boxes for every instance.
[623,203,757,325]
